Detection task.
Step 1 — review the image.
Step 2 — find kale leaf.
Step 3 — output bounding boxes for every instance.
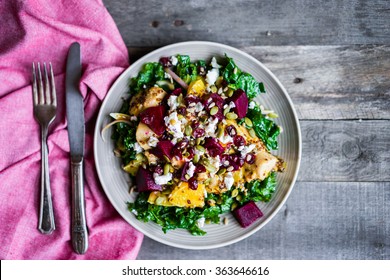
[242,172,277,203]
[175,55,198,84]
[222,55,265,99]
[130,62,165,94]
[128,190,235,235]
[246,104,280,150]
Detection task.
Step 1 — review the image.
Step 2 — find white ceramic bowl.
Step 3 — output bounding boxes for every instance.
[94,41,301,249]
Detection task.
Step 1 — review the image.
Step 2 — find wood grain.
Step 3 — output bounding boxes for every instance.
[104,0,390,47]
[299,120,390,182]
[137,182,390,260]
[128,45,390,120]
[244,45,390,120]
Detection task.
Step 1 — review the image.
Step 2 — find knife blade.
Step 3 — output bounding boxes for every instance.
[66,42,88,254]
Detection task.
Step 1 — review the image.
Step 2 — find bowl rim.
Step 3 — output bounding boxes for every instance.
[93,41,302,250]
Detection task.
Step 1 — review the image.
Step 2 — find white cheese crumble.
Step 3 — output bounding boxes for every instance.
[210,57,221,69]
[164,71,172,80]
[167,95,179,111]
[239,144,256,157]
[186,162,196,178]
[195,102,204,113]
[196,217,205,228]
[208,155,221,172]
[170,55,178,66]
[130,116,138,121]
[219,133,233,144]
[153,172,172,185]
[206,68,219,85]
[224,172,234,190]
[249,101,257,109]
[134,142,144,153]
[164,111,184,139]
[204,117,218,137]
[147,135,159,148]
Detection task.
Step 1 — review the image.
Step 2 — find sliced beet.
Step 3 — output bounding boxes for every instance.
[228,89,248,119]
[204,93,225,120]
[139,105,166,136]
[204,137,224,157]
[135,167,162,192]
[233,201,263,228]
[150,140,174,160]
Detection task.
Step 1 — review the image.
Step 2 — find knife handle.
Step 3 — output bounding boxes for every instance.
[71,155,89,254]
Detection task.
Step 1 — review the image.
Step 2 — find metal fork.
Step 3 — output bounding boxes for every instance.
[32,62,57,234]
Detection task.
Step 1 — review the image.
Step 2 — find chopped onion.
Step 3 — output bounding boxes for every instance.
[109,113,131,120]
[101,120,132,142]
[164,67,188,90]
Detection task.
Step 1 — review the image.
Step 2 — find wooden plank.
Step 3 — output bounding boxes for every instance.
[243,45,390,120]
[137,182,390,260]
[105,0,390,47]
[299,120,390,182]
[127,45,390,120]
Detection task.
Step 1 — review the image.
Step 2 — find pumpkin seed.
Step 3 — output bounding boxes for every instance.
[249,128,257,138]
[193,154,200,163]
[204,178,211,185]
[223,217,229,225]
[163,155,171,163]
[227,88,234,97]
[217,168,226,175]
[236,194,242,201]
[210,106,218,116]
[196,145,206,152]
[226,112,238,120]
[155,197,165,205]
[210,85,217,93]
[223,107,230,116]
[185,125,193,136]
[207,199,216,206]
[163,163,170,175]
[244,117,253,127]
[268,112,279,118]
[232,188,239,198]
[185,174,191,180]
[231,202,238,211]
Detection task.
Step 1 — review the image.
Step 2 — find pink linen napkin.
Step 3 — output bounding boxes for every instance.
[0,0,143,259]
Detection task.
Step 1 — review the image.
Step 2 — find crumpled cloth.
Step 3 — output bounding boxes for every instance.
[0,0,143,259]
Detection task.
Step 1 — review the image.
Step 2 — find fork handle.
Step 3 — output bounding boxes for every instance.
[38,126,56,234]
[71,155,88,254]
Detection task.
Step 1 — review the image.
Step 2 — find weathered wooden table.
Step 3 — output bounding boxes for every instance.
[104,0,390,259]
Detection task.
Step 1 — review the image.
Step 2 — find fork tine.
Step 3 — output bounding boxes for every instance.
[37,63,44,105]
[32,63,38,105]
[49,63,57,106]
[43,63,51,104]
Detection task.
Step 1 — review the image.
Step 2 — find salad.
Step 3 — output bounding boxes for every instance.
[103,54,285,235]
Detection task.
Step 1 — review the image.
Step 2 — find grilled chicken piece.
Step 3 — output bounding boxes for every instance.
[129,86,167,116]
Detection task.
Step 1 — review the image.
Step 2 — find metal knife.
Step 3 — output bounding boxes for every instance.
[66,42,88,254]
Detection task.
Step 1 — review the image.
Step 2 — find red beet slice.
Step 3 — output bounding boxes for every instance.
[204,137,224,157]
[233,201,263,228]
[135,167,162,192]
[139,105,166,136]
[204,93,225,120]
[228,89,248,119]
[150,140,174,160]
